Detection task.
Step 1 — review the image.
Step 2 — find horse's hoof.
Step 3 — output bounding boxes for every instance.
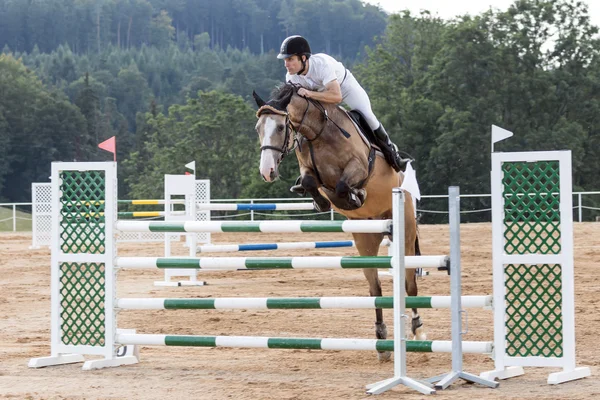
[377,351,392,362]
[289,184,307,196]
[313,199,331,212]
[337,192,363,211]
[414,328,427,341]
[357,189,367,204]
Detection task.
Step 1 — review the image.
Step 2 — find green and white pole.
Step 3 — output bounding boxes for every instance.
[116,220,392,234]
[115,255,448,270]
[116,296,492,310]
[116,334,492,354]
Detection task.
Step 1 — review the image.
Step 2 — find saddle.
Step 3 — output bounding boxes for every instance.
[347,110,378,146]
[346,109,409,173]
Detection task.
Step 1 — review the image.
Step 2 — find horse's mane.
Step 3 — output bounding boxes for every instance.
[260,82,346,121]
[267,83,297,111]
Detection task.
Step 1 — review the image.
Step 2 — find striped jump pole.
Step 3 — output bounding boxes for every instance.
[117,296,493,310]
[196,203,315,211]
[196,239,391,253]
[119,199,186,205]
[116,220,391,233]
[118,211,185,218]
[65,199,187,206]
[116,334,493,354]
[197,240,354,253]
[114,255,449,270]
[68,211,186,218]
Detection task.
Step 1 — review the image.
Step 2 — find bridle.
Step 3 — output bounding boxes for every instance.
[258,112,298,163]
[256,85,351,165]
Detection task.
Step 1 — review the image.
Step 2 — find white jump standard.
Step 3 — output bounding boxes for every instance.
[480,145,591,384]
[30,163,450,395]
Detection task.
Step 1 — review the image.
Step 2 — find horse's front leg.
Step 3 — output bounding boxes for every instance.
[298,168,331,212]
[333,158,368,210]
[353,232,390,362]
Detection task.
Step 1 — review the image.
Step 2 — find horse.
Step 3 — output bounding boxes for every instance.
[252,84,425,361]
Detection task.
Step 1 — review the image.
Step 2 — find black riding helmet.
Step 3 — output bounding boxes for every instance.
[278,35,311,75]
[277,35,311,60]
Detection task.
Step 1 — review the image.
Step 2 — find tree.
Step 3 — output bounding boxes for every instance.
[0,54,87,201]
[114,62,150,132]
[74,73,101,147]
[150,10,175,48]
[123,90,258,200]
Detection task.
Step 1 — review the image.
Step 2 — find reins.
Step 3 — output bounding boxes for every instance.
[291,92,375,190]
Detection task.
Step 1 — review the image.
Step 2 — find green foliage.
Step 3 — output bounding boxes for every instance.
[123,90,260,199]
[0,0,387,57]
[356,0,600,221]
[0,54,88,202]
[150,10,176,48]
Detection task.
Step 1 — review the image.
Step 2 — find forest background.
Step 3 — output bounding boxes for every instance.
[1,0,599,222]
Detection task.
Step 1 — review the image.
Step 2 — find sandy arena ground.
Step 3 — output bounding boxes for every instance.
[0,223,598,399]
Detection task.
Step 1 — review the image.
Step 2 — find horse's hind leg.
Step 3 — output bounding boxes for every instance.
[406,235,426,341]
[354,232,390,362]
[406,268,426,340]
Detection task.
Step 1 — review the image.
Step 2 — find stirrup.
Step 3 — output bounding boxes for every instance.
[396,157,411,172]
[389,144,410,172]
[384,149,404,172]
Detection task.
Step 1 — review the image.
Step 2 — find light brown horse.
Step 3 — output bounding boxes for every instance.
[253,84,425,361]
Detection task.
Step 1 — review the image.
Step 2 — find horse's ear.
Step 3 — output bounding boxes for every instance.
[252,91,266,108]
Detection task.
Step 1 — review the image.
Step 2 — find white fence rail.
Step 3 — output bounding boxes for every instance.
[3,191,600,233]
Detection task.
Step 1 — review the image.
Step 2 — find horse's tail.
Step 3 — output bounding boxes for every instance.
[414,225,421,256]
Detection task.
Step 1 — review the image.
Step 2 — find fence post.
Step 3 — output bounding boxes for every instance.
[578,193,582,222]
[250,200,254,221]
[12,204,16,231]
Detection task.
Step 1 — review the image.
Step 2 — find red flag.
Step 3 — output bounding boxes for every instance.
[185,172,191,175]
[98,136,116,161]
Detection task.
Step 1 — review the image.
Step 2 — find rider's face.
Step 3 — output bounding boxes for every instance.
[284,55,304,75]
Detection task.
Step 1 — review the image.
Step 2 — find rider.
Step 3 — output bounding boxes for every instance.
[278,35,405,179]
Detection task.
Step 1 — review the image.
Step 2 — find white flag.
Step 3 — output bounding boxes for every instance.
[185,161,196,170]
[491,125,513,145]
[400,162,421,217]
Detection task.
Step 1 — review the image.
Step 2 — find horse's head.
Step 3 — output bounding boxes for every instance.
[252,86,297,182]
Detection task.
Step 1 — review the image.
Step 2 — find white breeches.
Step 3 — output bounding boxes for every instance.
[341,71,380,130]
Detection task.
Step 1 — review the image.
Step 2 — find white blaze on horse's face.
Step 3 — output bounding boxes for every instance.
[257,114,287,182]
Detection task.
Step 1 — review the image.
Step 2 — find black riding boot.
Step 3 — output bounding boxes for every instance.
[373,124,405,172]
[290,175,306,196]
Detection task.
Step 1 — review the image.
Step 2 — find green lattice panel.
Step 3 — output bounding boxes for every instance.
[502,161,561,255]
[59,262,106,347]
[60,171,106,253]
[504,264,563,357]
